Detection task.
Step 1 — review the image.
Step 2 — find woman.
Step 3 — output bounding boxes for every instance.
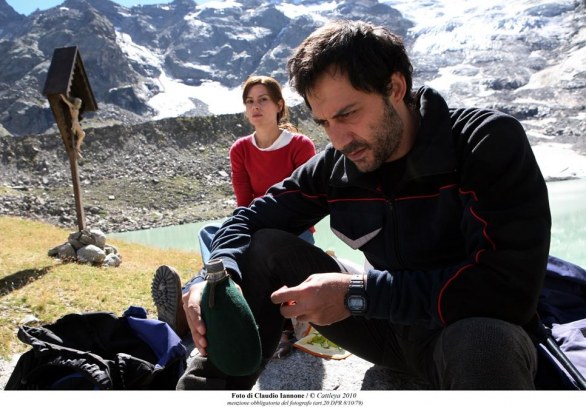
[230,75,316,215]
[153,76,316,358]
[198,76,316,261]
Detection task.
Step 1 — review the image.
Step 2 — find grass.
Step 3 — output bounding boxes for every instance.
[0,215,202,360]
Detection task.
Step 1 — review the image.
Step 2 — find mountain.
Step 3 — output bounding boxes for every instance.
[0,0,585,233]
[0,0,584,150]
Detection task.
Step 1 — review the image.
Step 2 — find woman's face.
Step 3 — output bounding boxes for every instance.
[244,84,283,128]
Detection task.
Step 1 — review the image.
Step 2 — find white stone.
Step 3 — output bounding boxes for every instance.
[76,245,106,264]
[103,253,122,267]
[89,229,106,249]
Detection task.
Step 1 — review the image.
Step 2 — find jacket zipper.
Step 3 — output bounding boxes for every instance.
[387,197,405,269]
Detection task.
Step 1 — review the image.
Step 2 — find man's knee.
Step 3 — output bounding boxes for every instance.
[246,228,323,272]
[249,229,302,253]
[433,317,537,389]
[243,228,339,288]
[440,317,533,354]
[245,229,300,274]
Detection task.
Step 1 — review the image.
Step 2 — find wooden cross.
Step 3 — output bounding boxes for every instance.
[43,46,98,232]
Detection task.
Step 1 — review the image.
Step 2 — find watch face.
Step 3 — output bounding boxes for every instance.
[347,295,366,311]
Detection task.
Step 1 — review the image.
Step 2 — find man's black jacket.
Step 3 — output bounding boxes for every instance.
[209,87,551,329]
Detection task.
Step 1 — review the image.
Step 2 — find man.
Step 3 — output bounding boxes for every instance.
[175,20,551,390]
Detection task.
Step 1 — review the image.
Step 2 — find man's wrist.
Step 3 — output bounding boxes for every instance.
[344,274,368,316]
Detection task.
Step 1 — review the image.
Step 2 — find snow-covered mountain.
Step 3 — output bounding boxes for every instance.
[0,0,584,145]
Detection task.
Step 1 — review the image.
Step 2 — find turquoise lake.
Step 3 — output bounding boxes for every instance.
[110,178,586,269]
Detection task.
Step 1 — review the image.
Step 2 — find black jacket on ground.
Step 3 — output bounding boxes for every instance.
[209,87,551,329]
[5,308,186,390]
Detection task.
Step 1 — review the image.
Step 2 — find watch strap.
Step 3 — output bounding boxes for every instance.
[345,274,367,315]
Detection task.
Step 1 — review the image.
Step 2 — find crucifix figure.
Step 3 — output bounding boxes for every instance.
[60,94,85,159]
[44,46,98,232]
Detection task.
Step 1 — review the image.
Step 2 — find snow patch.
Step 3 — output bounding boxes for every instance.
[533,143,586,180]
[198,0,243,11]
[115,31,162,67]
[276,1,337,19]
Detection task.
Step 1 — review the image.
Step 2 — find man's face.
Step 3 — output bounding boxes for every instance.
[306,71,404,172]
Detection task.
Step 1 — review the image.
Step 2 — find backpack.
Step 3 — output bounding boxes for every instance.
[533,255,586,390]
[5,306,186,390]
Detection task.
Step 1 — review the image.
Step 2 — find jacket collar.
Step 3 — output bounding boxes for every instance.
[329,86,457,189]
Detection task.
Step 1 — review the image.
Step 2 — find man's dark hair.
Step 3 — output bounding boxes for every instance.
[288,20,413,108]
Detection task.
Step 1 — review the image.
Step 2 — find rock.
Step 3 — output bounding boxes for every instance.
[76,245,106,265]
[19,314,39,325]
[48,229,122,267]
[103,253,122,267]
[89,229,107,249]
[48,242,76,260]
[104,244,118,255]
[68,231,87,249]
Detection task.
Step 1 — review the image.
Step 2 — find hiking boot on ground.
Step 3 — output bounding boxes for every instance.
[176,353,269,390]
[151,265,189,338]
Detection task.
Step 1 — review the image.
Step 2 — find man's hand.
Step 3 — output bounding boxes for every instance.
[270,273,352,326]
[182,278,246,355]
[182,281,208,355]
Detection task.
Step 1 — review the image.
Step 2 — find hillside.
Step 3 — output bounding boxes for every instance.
[2,103,585,236]
[0,105,327,233]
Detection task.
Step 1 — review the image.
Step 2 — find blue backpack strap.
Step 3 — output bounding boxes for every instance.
[123,306,186,372]
[538,255,586,326]
[533,256,586,389]
[547,255,586,284]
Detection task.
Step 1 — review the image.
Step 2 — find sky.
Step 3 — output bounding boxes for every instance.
[5,0,212,15]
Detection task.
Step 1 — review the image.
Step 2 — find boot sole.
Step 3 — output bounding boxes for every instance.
[151,265,181,332]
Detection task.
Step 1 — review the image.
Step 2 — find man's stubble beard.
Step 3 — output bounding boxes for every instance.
[343,99,404,173]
